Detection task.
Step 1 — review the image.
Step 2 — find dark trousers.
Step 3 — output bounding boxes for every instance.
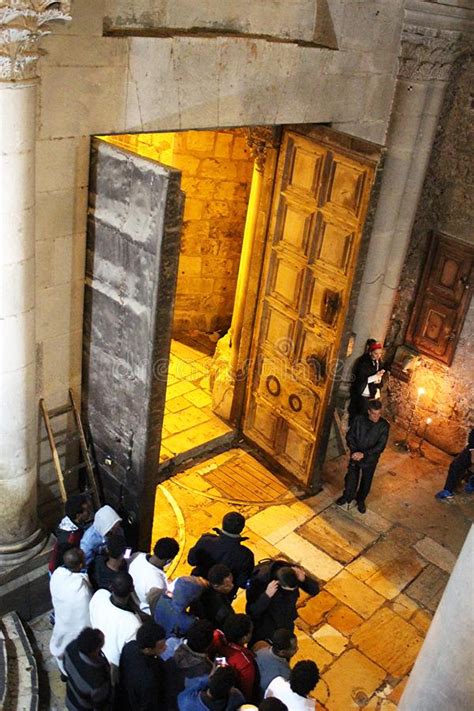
[343,460,378,503]
[443,450,472,493]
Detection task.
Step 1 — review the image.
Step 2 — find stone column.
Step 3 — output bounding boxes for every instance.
[211,128,273,421]
[346,14,469,375]
[0,1,71,567]
[399,526,474,711]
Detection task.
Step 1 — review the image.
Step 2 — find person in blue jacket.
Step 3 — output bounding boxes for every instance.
[154,575,207,638]
[177,666,244,711]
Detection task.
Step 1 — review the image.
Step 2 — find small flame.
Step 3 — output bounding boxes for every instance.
[426,417,432,425]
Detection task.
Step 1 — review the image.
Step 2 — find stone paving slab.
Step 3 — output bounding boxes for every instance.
[313,623,349,655]
[351,607,424,677]
[403,563,449,612]
[345,507,393,533]
[325,570,385,619]
[414,535,457,573]
[389,592,420,621]
[277,532,344,582]
[322,648,386,711]
[345,528,427,599]
[246,503,314,545]
[327,605,364,636]
[298,507,380,564]
[298,590,338,627]
[294,628,334,672]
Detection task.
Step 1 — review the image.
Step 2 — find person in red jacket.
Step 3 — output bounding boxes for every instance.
[214,613,259,704]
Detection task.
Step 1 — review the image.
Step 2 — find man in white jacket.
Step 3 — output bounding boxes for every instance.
[128,536,179,614]
[265,660,319,710]
[49,547,92,675]
[89,570,141,679]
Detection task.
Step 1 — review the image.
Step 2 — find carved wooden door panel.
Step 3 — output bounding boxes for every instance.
[83,139,184,542]
[243,129,377,486]
[407,233,473,364]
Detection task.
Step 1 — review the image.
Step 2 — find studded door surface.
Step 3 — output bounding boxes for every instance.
[243,129,377,486]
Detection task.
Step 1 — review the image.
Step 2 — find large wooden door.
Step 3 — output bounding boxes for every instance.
[83,139,184,545]
[243,128,378,486]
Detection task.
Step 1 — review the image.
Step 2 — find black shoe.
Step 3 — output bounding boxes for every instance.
[336,496,347,506]
[357,500,366,514]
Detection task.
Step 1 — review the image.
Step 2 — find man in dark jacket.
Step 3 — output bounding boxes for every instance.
[348,341,385,425]
[88,535,128,592]
[188,512,255,599]
[63,627,111,711]
[117,620,167,711]
[192,564,235,628]
[246,563,319,646]
[435,428,474,501]
[337,399,390,513]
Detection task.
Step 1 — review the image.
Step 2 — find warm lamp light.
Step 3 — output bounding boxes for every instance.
[426,417,432,425]
[417,386,425,396]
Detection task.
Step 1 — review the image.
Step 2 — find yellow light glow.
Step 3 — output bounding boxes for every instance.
[417,386,425,396]
[426,417,432,425]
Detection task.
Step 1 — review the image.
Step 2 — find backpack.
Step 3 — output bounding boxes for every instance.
[246,558,289,602]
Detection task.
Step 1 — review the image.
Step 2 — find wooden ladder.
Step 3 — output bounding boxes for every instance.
[39,389,101,508]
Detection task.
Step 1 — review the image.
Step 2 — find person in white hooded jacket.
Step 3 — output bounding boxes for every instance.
[80,504,122,566]
[49,547,92,675]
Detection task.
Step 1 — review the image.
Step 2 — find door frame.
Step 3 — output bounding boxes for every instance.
[235,125,385,491]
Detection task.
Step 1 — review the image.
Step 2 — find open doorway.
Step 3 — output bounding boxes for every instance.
[83,125,382,546]
[99,128,258,464]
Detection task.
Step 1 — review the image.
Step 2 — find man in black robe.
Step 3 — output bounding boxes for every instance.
[337,399,390,513]
[348,341,385,425]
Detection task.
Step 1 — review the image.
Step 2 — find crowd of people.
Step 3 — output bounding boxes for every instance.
[48,339,472,710]
[49,508,321,710]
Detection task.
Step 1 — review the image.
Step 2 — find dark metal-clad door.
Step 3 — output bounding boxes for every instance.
[83,138,184,547]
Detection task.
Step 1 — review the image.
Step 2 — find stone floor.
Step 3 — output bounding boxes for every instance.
[160,339,232,462]
[30,427,473,709]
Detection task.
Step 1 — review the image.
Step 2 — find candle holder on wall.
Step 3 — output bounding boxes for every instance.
[414,417,432,456]
[395,386,425,452]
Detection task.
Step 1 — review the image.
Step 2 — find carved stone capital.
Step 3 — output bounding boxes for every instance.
[0,1,71,82]
[398,25,469,81]
[246,127,280,173]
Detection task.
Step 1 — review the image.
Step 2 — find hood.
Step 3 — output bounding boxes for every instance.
[93,505,121,537]
[212,527,249,542]
[172,576,206,611]
[174,643,211,671]
[58,515,78,532]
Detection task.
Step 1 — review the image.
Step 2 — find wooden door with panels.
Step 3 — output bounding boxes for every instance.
[243,128,379,487]
[406,233,473,365]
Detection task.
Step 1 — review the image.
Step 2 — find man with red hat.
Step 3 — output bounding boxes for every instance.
[348,340,385,425]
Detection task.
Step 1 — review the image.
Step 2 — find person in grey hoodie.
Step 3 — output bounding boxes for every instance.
[154,575,208,638]
[166,619,215,709]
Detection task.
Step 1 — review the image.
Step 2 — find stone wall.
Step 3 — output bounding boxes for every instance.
[386,56,474,454]
[33,0,403,525]
[106,129,253,336]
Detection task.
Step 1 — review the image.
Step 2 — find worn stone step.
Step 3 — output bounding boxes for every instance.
[0,612,39,711]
